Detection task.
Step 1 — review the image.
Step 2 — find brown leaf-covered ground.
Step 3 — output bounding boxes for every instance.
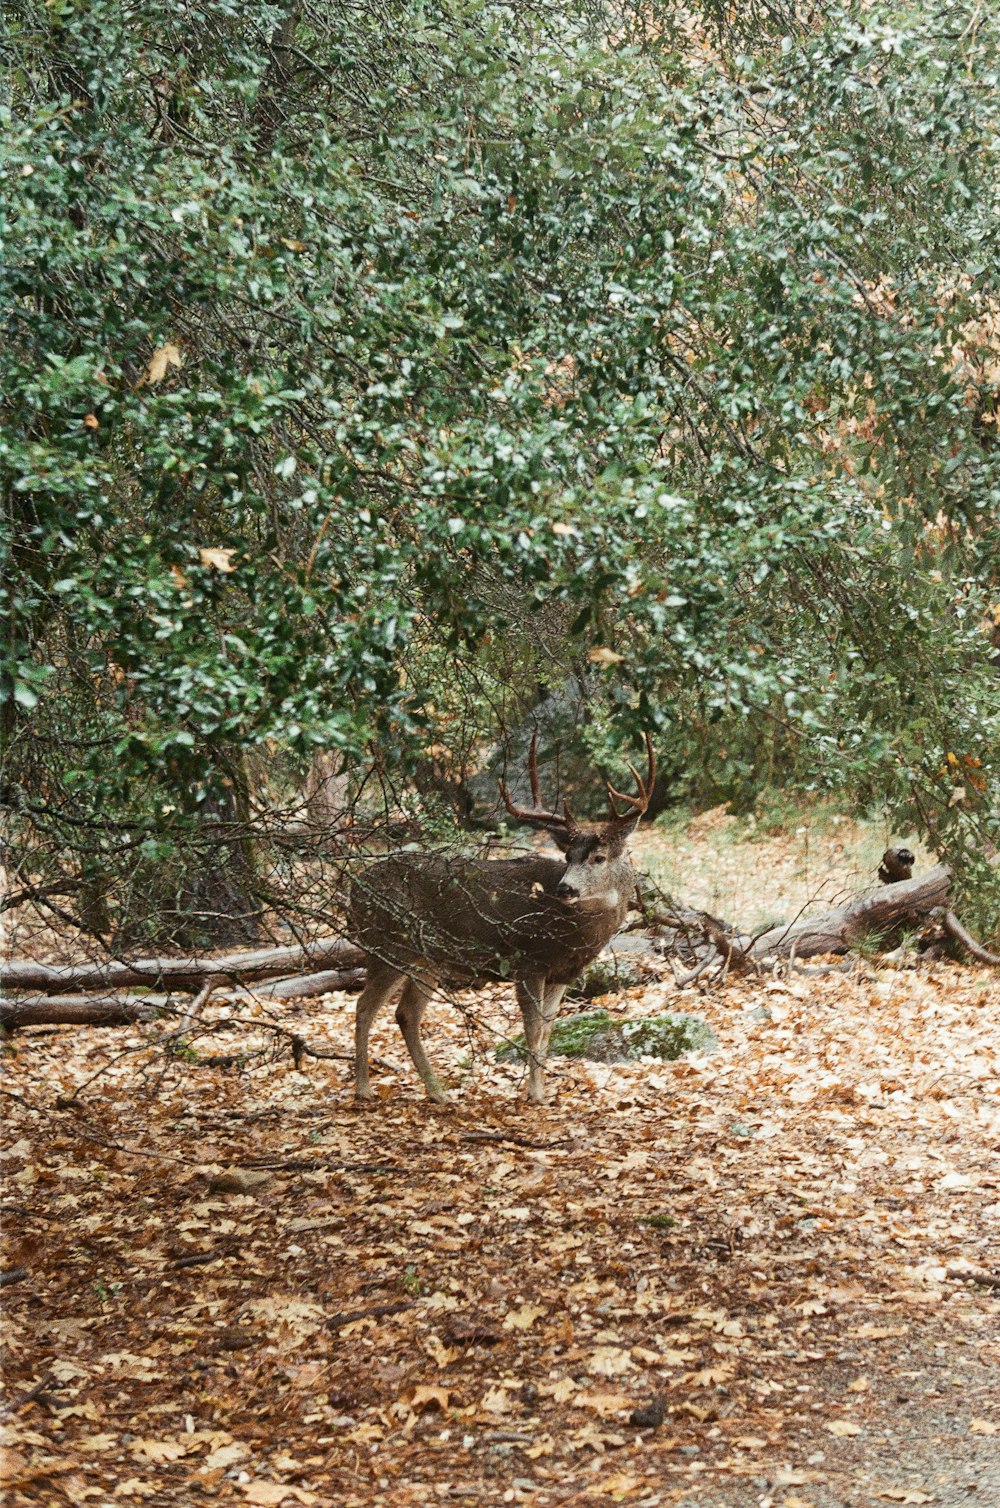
[3,819,999,1507]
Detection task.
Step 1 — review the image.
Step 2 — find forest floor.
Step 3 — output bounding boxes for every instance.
[2,807,999,1508]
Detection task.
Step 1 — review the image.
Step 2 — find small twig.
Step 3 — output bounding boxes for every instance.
[327,1300,414,1331]
[1,1203,52,1223]
[225,984,396,1073]
[64,1038,159,1101]
[171,1248,236,1270]
[236,1157,399,1173]
[460,1131,553,1150]
[0,1374,53,1418]
[57,1125,213,1169]
[703,919,754,975]
[295,1040,353,1063]
[0,1268,30,1289]
[0,1088,37,1112]
[193,1050,261,1069]
[671,955,716,988]
[946,1264,1000,1291]
[189,979,219,1016]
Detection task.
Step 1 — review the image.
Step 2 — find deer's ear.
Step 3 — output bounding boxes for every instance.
[547,824,576,854]
[601,814,639,852]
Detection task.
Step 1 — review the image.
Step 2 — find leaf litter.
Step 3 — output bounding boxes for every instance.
[2,833,999,1506]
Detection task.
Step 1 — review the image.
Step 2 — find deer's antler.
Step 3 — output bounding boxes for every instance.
[603,732,656,834]
[498,730,578,835]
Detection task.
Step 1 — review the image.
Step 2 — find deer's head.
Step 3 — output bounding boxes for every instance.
[499,732,655,911]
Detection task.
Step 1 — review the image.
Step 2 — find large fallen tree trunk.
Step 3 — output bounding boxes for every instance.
[743,865,953,960]
[0,937,364,996]
[648,860,996,978]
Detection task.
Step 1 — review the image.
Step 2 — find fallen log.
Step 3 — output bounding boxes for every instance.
[744,865,953,960]
[0,995,173,1029]
[0,937,364,996]
[0,968,368,1031]
[252,968,366,1000]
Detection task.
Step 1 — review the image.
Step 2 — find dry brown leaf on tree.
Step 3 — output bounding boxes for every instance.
[198,546,237,572]
[140,342,184,385]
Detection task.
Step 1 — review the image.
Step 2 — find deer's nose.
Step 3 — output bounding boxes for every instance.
[556,881,579,901]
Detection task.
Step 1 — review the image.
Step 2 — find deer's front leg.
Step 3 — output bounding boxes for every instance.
[539,981,567,1060]
[517,976,562,1104]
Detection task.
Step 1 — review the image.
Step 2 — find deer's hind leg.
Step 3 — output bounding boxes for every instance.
[395,974,448,1106]
[355,958,405,1102]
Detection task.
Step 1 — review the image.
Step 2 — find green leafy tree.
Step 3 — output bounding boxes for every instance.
[2,0,998,942]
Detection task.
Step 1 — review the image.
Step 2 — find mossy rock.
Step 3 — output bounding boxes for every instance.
[496,1008,716,1064]
[618,1014,717,1058]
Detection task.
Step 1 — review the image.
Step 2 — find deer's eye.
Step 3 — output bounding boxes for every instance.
[591,854,607,865]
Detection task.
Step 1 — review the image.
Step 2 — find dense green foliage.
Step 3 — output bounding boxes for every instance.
[3,0,999,938]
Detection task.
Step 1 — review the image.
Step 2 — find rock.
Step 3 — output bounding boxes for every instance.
[629,1396,666,1429]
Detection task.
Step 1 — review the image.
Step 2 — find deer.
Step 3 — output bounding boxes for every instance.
[350,732,655,1105]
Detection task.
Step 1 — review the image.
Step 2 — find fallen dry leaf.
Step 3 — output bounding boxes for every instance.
[583,1472,642,1498]
[131,1438,190,1462]
[572,1390,633,1417]
[79,1433,119,1452]
[243,1484,316,1506]
[203,1442,249,1470]
[586,1345,635,1378]
[0,1448,29,1483]
[408,1385,451,1413]
[502,1302,547,1331]
[826,1419,863,1437]
[685,1361,735,1387]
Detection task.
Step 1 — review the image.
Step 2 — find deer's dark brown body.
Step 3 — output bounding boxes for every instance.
[352,850,631,988]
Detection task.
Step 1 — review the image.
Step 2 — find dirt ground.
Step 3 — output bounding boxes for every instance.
[2,814,999,1508]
